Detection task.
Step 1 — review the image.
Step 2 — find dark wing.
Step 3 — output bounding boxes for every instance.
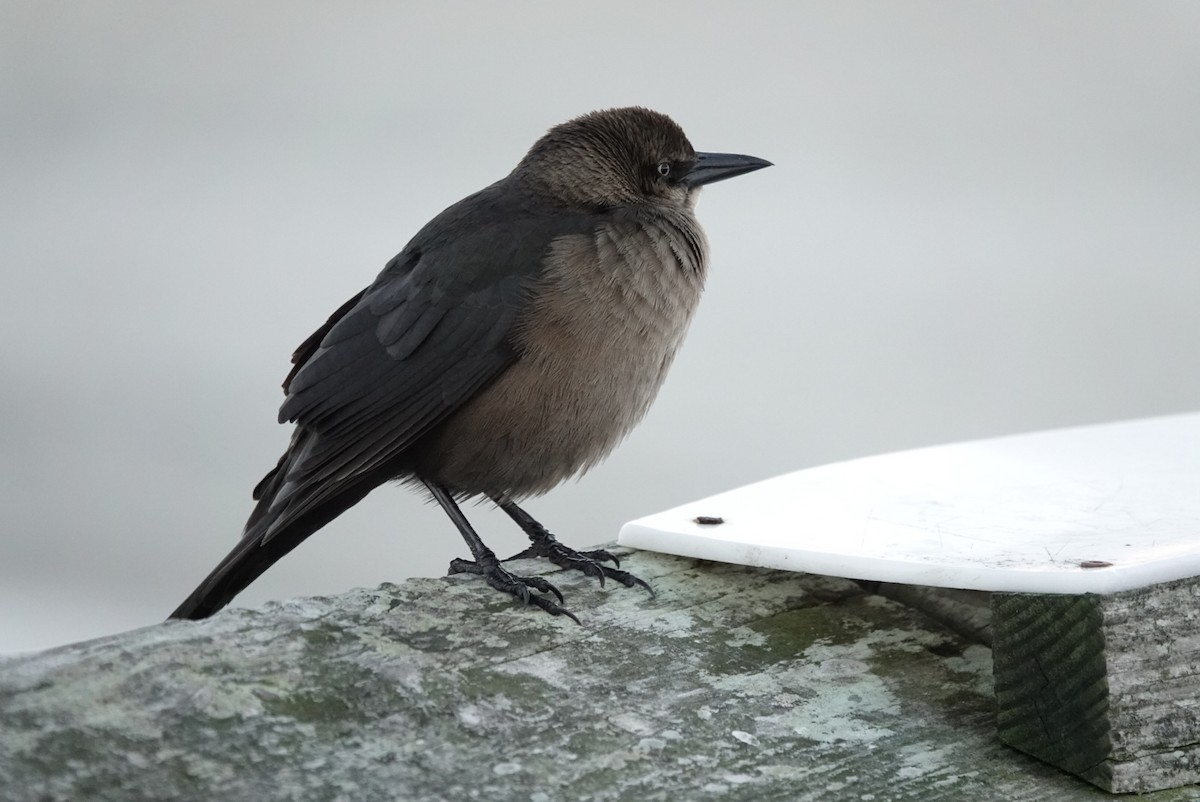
[282,288,367,395]
[252,182,597,542]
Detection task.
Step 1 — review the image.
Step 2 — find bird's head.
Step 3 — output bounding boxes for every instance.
[516,107,770,212]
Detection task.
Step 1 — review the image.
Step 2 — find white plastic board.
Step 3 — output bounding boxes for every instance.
[618,413,1200,594]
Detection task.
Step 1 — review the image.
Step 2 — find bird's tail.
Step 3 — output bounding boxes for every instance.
[169,432,377,620]
[167,517,306,620]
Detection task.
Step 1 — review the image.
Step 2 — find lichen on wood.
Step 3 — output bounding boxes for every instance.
[2,549,1194,801]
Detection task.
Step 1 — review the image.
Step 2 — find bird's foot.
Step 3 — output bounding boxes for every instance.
[448,554,580,624]
[506,537,655,596]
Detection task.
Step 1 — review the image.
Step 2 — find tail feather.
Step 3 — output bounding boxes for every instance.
[169,434,381,620]
[169,522,305,620]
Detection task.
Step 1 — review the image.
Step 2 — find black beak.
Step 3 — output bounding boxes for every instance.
[685,151,773,187]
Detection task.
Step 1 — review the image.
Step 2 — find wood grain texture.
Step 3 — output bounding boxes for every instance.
[993,576,1200,793]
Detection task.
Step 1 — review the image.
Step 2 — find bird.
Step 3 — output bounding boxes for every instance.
[170,107,770,623]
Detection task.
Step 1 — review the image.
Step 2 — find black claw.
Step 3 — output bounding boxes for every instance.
[529,594,582,625]
[580,548,621,568]
[447,556,574,617]
[507,539,654,597]
[429,484,580,622]
[595,565,655,596]
[512,581,531,606]
[504,544,611,587]
[491,497,653,601]
[523,575,565,604]
[627,573,656,597]
[579,560,606,588]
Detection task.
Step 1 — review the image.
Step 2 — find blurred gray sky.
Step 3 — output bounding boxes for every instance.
[2,2,1199,654]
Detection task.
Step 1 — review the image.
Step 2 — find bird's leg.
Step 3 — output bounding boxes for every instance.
[424,481,579,624]
[491,496,654,596]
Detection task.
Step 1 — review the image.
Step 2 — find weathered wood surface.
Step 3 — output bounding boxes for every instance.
[994,577,1200,794]
[866,583,992,646]
[2,549,1198,802]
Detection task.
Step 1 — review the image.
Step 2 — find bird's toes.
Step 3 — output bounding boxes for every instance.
[601,566,655,597]
[447,557,479,576]
[527,594,581,625]
[531,548,606,587]
[449,556,572,613]
[521,575,565,604]
[500,537,652,597]
[579,548,621,568]
[544,547,654,596]
[577,560,656,597]
[504,541,607,585]
[494,572,577,623]
[574,558,608,588]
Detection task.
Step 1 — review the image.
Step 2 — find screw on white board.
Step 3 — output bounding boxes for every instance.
[619,413,1200,595]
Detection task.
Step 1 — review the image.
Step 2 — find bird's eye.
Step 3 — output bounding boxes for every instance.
[657,162,671,177]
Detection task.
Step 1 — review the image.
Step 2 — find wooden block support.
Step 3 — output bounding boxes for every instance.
[992,576,1200,794]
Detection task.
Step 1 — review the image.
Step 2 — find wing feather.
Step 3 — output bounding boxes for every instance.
[252,182,600,541]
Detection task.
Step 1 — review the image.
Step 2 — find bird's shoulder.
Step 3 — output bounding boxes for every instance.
[278,177,605,424]
[380,177,605,294]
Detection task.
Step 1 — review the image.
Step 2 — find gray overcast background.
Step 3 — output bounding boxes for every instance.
[3,2,1199,654]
